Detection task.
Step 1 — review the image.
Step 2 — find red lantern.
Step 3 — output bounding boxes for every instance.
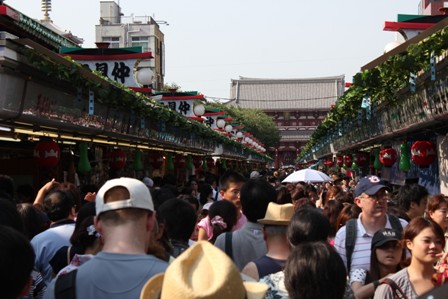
[110,150,127,170]
[411,141,436,167]
[206,158,215,169]
[34,141,60,167]
[193,156,202,169]
[344,155,353,168]
[175,155,187,169]
[150,152,164,169]
[336,156,343,167]
[379,148,397,167]
[324,159,334,167]
[354,152,369,167]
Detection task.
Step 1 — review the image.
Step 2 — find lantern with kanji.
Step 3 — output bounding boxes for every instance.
[343,155,352,168]
[110,150,127,170]
[354,152,369,167]
[34,140,61,167]
[175,155,187,169]
[336,156,343,167]
[380,148,397,167]
[411,141,436,167]
[324,159,334,167]
[150,152,164,169]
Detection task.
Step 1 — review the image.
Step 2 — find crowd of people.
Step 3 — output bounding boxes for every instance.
[0,168,448,299]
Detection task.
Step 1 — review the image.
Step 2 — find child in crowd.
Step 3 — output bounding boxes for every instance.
[196,200,237,243]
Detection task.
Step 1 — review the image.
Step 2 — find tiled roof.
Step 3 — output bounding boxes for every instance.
[229,75,345,111]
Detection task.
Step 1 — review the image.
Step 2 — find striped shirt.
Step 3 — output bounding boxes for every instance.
[334,213,408,276]
[373,268,417,299]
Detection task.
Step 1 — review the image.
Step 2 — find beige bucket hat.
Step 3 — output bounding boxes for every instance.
[257,202,294,225]
[140,241,268,299]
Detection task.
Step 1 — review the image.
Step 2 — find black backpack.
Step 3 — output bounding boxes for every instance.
[345,214,402,274]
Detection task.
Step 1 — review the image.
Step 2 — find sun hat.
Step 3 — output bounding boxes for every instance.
[140,241,268,299]
[371,228,402,249]
[96,177,154,216]
[354,175,389,197]
[257,202,294,225]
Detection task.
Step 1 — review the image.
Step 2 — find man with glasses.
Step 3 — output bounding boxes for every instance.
[334,175,408,276]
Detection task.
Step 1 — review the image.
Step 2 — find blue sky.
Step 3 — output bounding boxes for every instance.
[7,0,420,100]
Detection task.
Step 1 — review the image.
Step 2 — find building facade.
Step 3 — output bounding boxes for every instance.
[229,76,345,167]
[95,1,165,91]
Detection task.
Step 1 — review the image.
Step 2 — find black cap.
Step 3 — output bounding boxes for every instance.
[371,228,402,249]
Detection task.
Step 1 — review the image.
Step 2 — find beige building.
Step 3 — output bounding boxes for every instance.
[95,1,165,91]
[229,76,345,167]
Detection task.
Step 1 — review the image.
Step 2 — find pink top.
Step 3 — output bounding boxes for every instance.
[197,211,248,240]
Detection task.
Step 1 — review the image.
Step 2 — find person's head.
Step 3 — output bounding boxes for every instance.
[0,198,23,232]
[0,174,14,202]
[219,171,246,210]
[208,200,238,243]
[95,177,155,246]
[70,216,102,254]
[188,179,199,192]
[304,184,318,202]
[0,225,35,299]
[427,194,448,231]
[326,185,343,202]
[287,206,330,247]
[57,182,82,212]
[16,184,35,204]
[370,228,405,281]
[354,175,389,219]
[70,202,97,248]
[158,198,196,243]
[396,184,428,218]
[198,184,213,206]
[240,179,275,223]
[177,194,200,214]
[275,185,292,204]
[258,202,294,244]
[322,200,344,238]
[16,203,42,240]
[284,241,346,299]
[336,203,361,231]
[43,189,75,222]
[404,217,445,266]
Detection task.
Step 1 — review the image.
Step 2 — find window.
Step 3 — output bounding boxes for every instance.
[131,36,149,52]
[102,37,120,48]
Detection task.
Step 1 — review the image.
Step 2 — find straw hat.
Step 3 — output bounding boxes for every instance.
[140,241,268,299]
[257,202,294,225]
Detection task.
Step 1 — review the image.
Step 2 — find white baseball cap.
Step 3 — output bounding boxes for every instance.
[96,177,154,216]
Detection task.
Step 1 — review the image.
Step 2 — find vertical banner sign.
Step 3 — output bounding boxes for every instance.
[409,73,416,93]
[88,90,94,115]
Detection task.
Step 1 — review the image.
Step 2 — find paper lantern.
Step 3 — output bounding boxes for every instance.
[380,148,397,167]
[336,156,343,167]
[186,155,193,170]
[77,143,91,173]
[411,141,436,167]
[110,150,127,170]
[373,149,382,170]
[34,140,60,167]
[354,152,369,167]
[150,152,164,169]
[193,156,202,168]
[399,143,411,172]
[343,155,353,168]
[166,153,175,171]
[132,150,144,171]
[176,155,187,169]
[324,159,334,167]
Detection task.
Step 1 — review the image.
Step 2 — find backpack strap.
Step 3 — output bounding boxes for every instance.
[345,218,357,275]
[388,214,403,232]
[224,232,233,260]
[55,269,77,299]
[380,278,408,299]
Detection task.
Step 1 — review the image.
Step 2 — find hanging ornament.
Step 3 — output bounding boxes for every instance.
[399,143,411,172]
[132,150,144,171]
[186,155,193,170]
[34,140,61,168]
[354,152,369,167]
[206,157,214,169]
[110,150,127,170]
[373,149,382,170]
[150,152,164,169]
[77,142,91,173]
[193,156,202,169]
[166,153,175,171]
[351,160,359,171]
[176,155,187,169]
[324,159,334,167]
[343,155,353,168]
[336,156,343,167]
[379,148,397,167]
[411,141,436,167]
[222,159,227,170]
[202,156,207,171]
